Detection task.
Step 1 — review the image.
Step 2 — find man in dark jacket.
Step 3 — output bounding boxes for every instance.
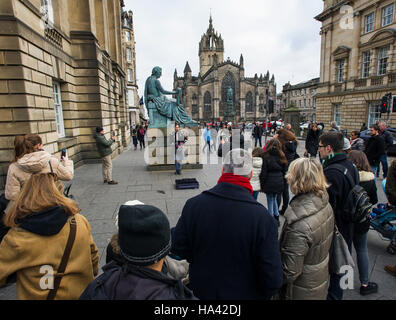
[319,131,359,300]
[253,121,263,147]
[93,127,118,185]
[364,124,385,180]
[378,121,393,178]
[171,148,283,300]
[80,202,196,300]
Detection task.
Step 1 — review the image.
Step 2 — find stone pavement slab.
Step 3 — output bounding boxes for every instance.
[1,133,395,300]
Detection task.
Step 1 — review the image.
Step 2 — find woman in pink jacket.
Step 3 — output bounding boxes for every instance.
[4,134,74,213]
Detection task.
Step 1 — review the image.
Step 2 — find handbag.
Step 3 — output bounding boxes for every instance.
[328,225,355,275]
[46,216,77,300]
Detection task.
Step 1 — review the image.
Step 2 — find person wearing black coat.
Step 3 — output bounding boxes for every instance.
[364,124,385,178]
[319,132,360,300]
[275,129,299,215]
[171,148,283,300]
[259,139,288,225]
[253,121,264,147]
[305,123,320,157]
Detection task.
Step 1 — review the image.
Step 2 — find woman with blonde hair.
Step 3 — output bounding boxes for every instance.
[0,173,98,300]
[4,134,73,213]
[279,158,334,300]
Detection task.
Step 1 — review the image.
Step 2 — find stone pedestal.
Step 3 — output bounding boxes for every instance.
[284,108,301,137]
[146,126,203,171]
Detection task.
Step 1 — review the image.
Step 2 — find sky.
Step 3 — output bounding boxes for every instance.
[124,0,324,98]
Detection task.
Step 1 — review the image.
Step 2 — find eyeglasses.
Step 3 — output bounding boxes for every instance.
[318,145,326,149]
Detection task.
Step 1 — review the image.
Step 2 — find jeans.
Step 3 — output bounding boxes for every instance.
[254,136,262,147]
[266,193,279,217]
[252,191,259,201]
[352,232,369,285]
[378,154,389,178]
[175,161,182,173]
[371,166,378,181]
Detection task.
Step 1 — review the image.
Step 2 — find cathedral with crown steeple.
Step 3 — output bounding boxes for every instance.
[174,15,276,123]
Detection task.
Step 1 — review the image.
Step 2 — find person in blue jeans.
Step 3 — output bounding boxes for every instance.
[259,139,287,226]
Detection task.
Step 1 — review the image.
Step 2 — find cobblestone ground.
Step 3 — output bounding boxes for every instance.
[1,132,395,300]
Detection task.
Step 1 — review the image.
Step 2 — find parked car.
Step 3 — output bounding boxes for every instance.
[360,128,396,156]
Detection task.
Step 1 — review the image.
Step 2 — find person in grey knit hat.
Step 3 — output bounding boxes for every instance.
[79,201,196,300]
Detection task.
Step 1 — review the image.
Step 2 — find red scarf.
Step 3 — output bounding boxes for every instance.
[217,173,253,195]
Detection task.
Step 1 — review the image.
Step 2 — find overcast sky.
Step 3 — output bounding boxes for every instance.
[124,0,324,98]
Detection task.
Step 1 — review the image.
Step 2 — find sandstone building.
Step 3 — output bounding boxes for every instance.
[122,10,140,126]
[173,16,277,123]
[0,0,131,188]
[282,78,319,122]
[315,0,396,132]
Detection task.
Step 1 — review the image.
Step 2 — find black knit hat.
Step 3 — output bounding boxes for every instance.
[96,126,104,133]
[118,204,171,266]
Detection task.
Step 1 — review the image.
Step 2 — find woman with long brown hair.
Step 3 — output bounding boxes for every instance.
[259,138,288,226]
[0,173,98,300]
[4,134,73,213]
[274,129,299,215]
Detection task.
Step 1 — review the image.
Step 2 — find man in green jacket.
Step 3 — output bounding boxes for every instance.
[93,127,118,185]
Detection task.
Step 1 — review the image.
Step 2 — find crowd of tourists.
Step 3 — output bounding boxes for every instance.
[0,120,395,300]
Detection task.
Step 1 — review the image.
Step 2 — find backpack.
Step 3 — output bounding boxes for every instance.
[327,164,373,224]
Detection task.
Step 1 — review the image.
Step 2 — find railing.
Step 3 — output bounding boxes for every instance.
[354,79,367,88]
[388,73,396,84]
[370,75,384,86]
[44,27,63,48]
[334,84,342,92]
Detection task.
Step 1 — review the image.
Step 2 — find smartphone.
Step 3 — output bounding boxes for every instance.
[61,148,67,159]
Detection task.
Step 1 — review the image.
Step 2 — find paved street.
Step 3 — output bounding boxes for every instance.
[1,132,395,300]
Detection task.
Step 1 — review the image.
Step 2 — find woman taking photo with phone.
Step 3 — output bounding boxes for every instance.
[4,134,74,213]
[0,172,99,300]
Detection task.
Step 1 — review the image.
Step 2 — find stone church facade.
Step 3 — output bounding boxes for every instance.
[173,16,277,123]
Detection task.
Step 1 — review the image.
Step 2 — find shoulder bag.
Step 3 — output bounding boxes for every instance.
[328,224,355,275]
[46,216,77,300]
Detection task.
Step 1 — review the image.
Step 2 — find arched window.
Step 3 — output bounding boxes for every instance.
[246,91,253,112]
[192,94,198,114]
[221,72,235,103]
[204,91,212,113]
[259,94,264,111]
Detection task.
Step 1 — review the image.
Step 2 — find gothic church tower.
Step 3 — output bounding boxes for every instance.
[199,15,224,75]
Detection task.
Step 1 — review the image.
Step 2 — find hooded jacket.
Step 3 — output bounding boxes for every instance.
[279,192,334,300]
[364,135,385,166]
[93,132,115,158]
[5,151,73,203]
[251,157,263,191]
[0,206,99,300]
[79,260,197,300]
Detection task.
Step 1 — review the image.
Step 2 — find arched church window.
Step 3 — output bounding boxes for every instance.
[204,91,212,113]
[221,72,235,103]
[246,92,253,112]
[259,94,265,112]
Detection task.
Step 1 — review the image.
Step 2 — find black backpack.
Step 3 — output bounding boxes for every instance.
[327,164,373,223]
